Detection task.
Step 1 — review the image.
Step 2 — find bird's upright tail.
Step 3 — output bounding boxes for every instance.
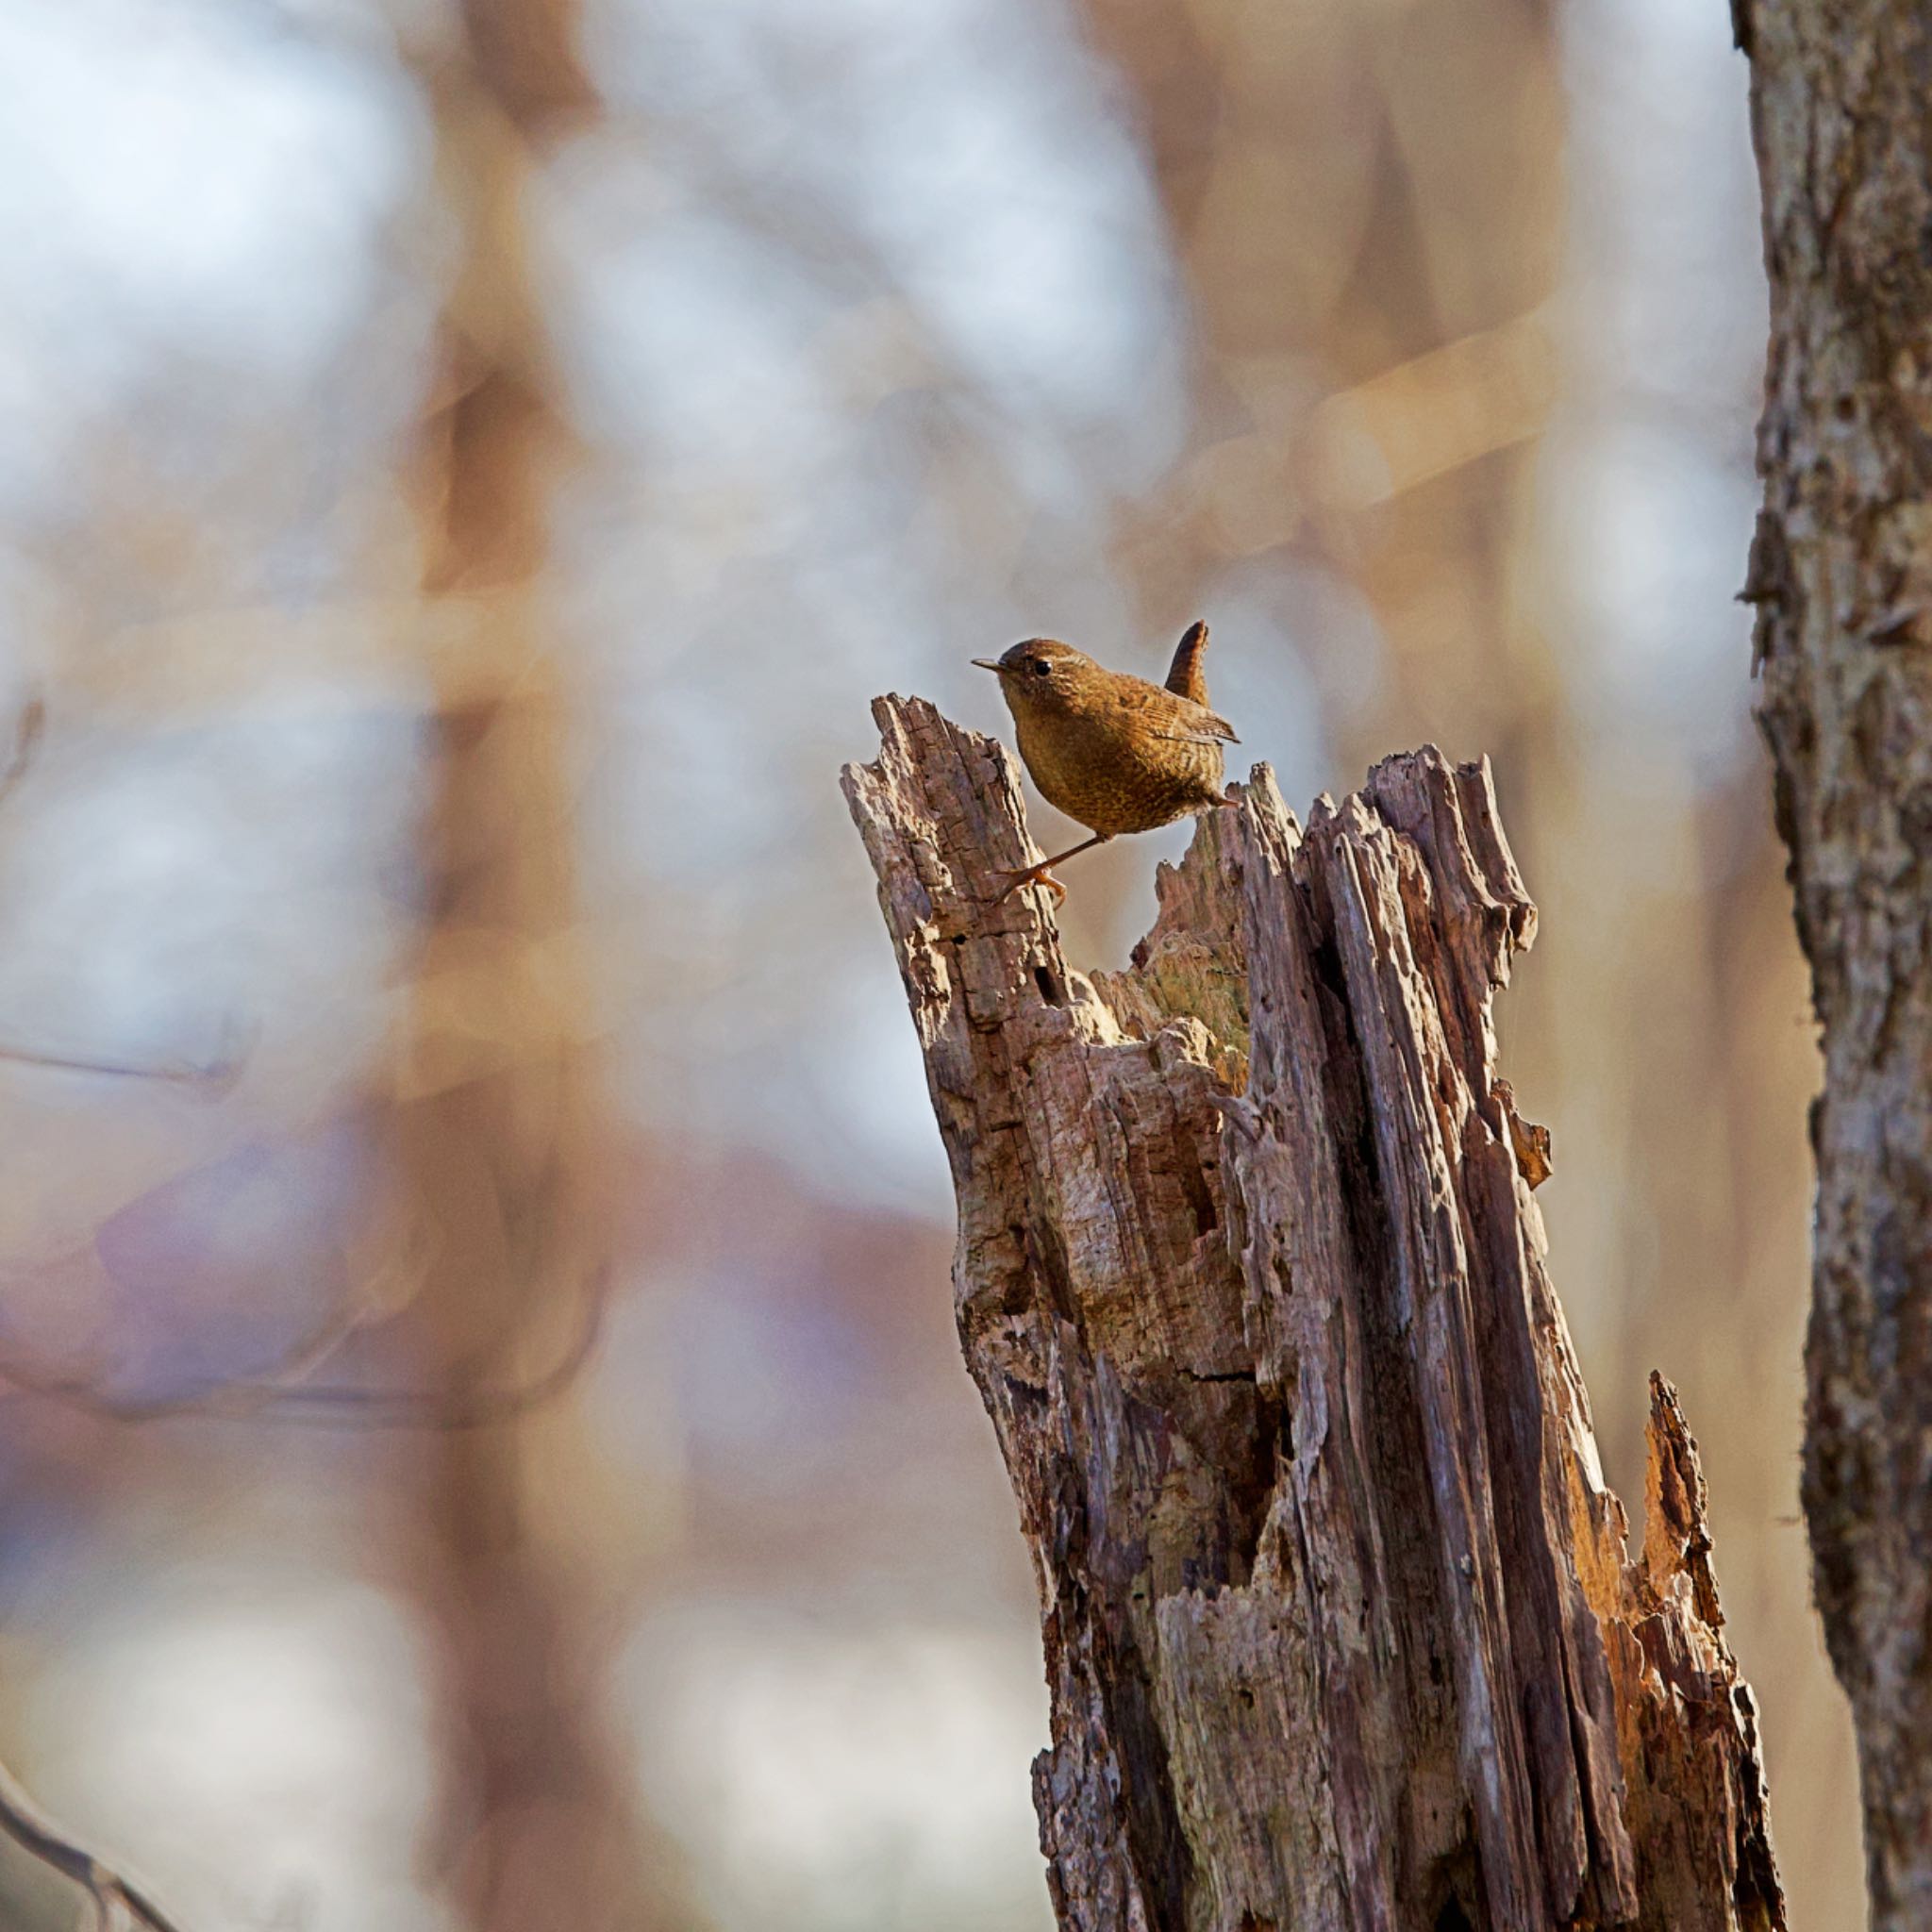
[1164,620,1210,706]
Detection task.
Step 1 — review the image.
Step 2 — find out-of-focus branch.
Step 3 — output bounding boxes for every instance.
[1305,310,1557,509]
[0,1041,239,1091]
[0,1262,608,1430]
[0,695,44,809]
[0,1753,187,1932]
[0,671,606,1431]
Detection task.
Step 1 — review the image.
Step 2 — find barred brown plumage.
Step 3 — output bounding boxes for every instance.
[972,621,1238,902]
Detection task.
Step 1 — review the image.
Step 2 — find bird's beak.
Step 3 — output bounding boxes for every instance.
[971,658,1004,674]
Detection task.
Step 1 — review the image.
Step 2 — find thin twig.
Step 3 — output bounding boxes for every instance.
[0,692,44,809]
[0,1751,188,1932]
[0,691,604,1429]
[0,1036,246,1094]
[0,1263,611,1430]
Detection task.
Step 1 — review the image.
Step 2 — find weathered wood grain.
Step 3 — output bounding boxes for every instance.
[843,698,1783,1931]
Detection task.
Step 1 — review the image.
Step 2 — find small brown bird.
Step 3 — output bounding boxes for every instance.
[974,620,1238,903]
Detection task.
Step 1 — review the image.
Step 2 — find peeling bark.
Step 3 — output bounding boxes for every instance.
[1740,8,1932,1927]
[843,701,1783,1931]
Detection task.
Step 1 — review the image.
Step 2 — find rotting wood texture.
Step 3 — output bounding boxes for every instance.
[843,697,1784,1932]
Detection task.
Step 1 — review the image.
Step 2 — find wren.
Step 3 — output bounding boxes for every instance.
[974,620,1238,903]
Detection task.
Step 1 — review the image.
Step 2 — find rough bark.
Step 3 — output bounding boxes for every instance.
[1739,6,1932,1925]
[844,700,1782,1932]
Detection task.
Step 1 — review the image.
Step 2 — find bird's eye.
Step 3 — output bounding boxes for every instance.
[1031,658,1051,676]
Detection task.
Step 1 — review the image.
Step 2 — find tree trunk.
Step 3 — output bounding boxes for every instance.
[1739,5,1932,1925]
[844,702,1783,1931]
[392,11,665,1929]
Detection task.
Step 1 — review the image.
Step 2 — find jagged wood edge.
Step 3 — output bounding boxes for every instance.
[843,694,1783,1932]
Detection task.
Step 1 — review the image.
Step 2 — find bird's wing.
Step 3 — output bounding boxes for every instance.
[1112,678,1241,746]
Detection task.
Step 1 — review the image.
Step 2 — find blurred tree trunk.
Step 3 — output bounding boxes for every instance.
[1740,5,1932,1925]
[391,8,663,1929]
[1079,0,1567,816]
[846,702,1784,1931]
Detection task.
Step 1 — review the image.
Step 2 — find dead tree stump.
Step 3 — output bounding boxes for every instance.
[843,698,1784,1932]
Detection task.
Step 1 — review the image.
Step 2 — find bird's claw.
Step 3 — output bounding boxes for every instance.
[994,864,1068,906]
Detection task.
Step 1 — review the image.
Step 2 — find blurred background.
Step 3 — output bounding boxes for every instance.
[0,0,1851,1927]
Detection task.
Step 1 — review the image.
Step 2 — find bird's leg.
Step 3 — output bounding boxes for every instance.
[994,833,1112,904]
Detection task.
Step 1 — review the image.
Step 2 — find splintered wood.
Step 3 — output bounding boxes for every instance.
[843,697,1785,1932]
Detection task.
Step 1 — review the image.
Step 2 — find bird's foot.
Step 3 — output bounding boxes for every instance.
[994,862,1068,906]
